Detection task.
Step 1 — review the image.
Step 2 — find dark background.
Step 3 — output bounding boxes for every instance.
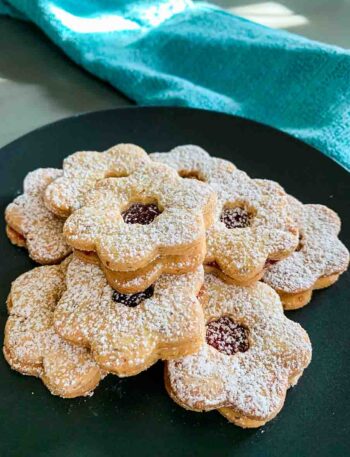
[0,107,349,457]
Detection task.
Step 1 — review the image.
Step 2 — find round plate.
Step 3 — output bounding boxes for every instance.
[1,107,349,457]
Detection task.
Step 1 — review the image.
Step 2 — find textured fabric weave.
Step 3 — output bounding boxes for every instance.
[1,0,349,169]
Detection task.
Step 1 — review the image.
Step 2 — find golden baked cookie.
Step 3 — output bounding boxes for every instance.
[151,144,236,181]
[63,161,216,272]
[6,224,26,247]
[75,239,205,294]
[264,196,349,309]
[5,168,71,264]
[3,257,104,398]
[54,256,205,377]
[44,143,150,217]
[165,273,312,428]
[151,145,298,284]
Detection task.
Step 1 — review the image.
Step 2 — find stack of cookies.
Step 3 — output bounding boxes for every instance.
[4,144,349,428]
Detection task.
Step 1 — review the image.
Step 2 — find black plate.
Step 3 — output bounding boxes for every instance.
[1,107,349,457]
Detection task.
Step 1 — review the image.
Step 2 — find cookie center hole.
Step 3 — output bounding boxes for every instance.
[122,203,161,225]
[104,171,129,178]
[206,316,249,355]
[112,285,154,307]
[295,233,304,252]
[178,170,205,182]
[220,205,253,229]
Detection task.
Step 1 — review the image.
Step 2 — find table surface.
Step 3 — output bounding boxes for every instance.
[0,0,349,148]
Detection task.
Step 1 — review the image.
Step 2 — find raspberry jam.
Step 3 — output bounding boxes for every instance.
[122,203,161,225]
[220,207,252,229]
[206,316,249,355]
[264,259,278,268]
[112,285,154,307]
[206,261,219,269]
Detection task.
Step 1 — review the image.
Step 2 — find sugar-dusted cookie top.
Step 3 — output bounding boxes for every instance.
[54,257,205,376]
[151,145,298,282]
[44,143,150,217]
[5,168,71,264]
[264,196,349,296]
[151,145,236,182]
[3,258,104,398]
[63,161,217,271]
[205,174,299,281]
[166,273,312,427]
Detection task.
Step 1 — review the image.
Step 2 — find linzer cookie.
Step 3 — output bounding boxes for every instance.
[206,173,299,283]
[63,161,216,275]
[151,144,236,181]
[151,145,298,284]
[264,196,349,309]
[5,169,71,264]
[3,257,104,398]
[44,143,150,217]
[75,239,205,294]
[165,273,312,428]
[54,257,205,376]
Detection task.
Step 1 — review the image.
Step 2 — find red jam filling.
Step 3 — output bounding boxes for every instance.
[264,259,278,268]
[206,261,220,269]
[220,207,253,229]
[112,285,154,307]
[122,203,161,225]
[206,316,249,355]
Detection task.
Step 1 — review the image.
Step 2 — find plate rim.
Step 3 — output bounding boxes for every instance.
[1,105,347,173]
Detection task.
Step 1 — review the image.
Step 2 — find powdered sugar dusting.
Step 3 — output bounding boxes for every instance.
[220,206,253,229]
[264,198,349,293]
[63,162,216,271]
[167,273,312,421]
[44,144,150,216]
[151,145,236,182]
[206,317,249,355]
[4,258,103,398]
[206,173,298,279]
[54,257,205,376]
[5,168,71,264]
[151,146,298,281]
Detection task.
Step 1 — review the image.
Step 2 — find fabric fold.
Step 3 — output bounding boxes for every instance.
[1,0,349,169]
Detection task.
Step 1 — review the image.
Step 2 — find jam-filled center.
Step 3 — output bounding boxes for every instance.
[206,316,249,355]
[112,285,154,307]
[122,203,161,225]
[220,206,253,229]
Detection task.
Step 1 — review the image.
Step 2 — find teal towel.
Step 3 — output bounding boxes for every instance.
[1,0,350,170]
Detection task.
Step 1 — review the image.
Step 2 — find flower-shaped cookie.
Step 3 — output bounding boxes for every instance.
[5,168,72,264]
[151,145,298,283]
[54,257,205,377]
[3,258,104,398]
[63,162,216,272]
[206,173,299,283]
[165,273,312,428]
[44,143,150,217]
[151,145,236,182]
[264,196,349,309]
[75,238,205,294]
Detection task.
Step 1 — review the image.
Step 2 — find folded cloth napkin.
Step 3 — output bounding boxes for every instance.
[1,0,350,170]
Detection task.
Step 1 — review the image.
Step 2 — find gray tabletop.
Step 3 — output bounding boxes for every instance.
[0,0,349,148]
